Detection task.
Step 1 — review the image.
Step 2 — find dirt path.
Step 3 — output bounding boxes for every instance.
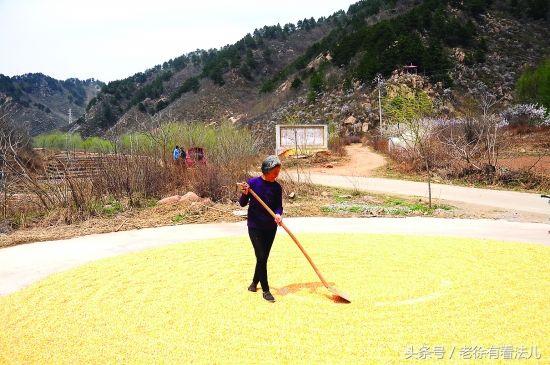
[1,217,548,296]
[307,143,386,176]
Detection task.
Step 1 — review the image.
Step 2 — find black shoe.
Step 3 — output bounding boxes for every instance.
[262,291,275,302]
[248,283,258,292]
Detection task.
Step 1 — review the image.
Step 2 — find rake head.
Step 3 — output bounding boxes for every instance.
[328,286,351,303]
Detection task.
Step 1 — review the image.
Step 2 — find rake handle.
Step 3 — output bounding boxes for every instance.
[242,184,330,288]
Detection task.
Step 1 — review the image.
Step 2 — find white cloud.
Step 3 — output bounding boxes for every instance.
[0,0,355,82]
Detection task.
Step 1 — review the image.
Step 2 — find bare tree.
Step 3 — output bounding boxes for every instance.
[441,83,505,181]
[438,118,484,171]
[476,87,502,175]
[383,118,442,208]
[0,111,13,219]
[0,110,49,219]
[142,112,179,166]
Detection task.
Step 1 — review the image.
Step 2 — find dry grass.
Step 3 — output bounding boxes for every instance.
[1,121,259,232]
[0,200,242,248]
[4,181,544,248]
[0,234,548,363]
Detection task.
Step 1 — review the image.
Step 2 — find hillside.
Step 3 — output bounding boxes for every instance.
[0,73,103,135]
[51,0,550,141]
[68,0,420,136]
[70,17,339,136]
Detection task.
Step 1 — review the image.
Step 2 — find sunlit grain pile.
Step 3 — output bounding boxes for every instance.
[0,234,548,363]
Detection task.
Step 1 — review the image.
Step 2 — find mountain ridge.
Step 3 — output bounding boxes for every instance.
[5,0,549,139]
[0,73,103,135]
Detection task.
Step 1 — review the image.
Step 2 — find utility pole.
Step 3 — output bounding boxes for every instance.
[376,74,383,130]
[294,129,299,183]
[66,108,73,159]
[1,156,6,219]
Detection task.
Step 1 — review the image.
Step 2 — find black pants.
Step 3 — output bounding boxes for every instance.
[248,227,277,292]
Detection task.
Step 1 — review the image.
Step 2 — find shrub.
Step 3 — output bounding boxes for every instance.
[33,132,114,153]
[501,104,549,128]
[516,59,550,109]
[291,78,302,89]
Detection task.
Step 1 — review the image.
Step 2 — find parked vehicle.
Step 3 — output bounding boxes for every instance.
[185,147,207,167]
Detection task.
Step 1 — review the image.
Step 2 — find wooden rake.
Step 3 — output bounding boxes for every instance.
[238,183,350,303]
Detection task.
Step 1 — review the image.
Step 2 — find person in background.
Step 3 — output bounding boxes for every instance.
[239,155,283,303]
[179,146,187,162]
[173,145,180,161]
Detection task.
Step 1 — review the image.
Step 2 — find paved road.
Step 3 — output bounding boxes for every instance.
[1,217,548,296]
[286,172,549,215]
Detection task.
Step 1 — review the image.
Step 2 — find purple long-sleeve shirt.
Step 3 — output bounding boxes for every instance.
[239,176,283,230]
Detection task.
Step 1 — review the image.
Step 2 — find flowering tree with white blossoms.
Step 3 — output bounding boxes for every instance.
[500,103,550,128]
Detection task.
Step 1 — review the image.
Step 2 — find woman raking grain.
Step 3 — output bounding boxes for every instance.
[239,155,282,303]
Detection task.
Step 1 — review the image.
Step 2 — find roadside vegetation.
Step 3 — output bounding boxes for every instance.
[2,118,258,236]
[366,71,549,195]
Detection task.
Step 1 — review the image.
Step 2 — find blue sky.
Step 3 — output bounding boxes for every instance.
[0,0,356,82]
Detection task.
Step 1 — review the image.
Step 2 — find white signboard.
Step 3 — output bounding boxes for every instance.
[275,124,328,155]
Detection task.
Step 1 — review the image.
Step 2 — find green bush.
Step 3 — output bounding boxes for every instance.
[81,137,115,153]
[383,90,434,126]
[516,58,550,109]
[118,121,258,164]
[309,70,325,94]
[33,132,114,153]
[291,77,302,89]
